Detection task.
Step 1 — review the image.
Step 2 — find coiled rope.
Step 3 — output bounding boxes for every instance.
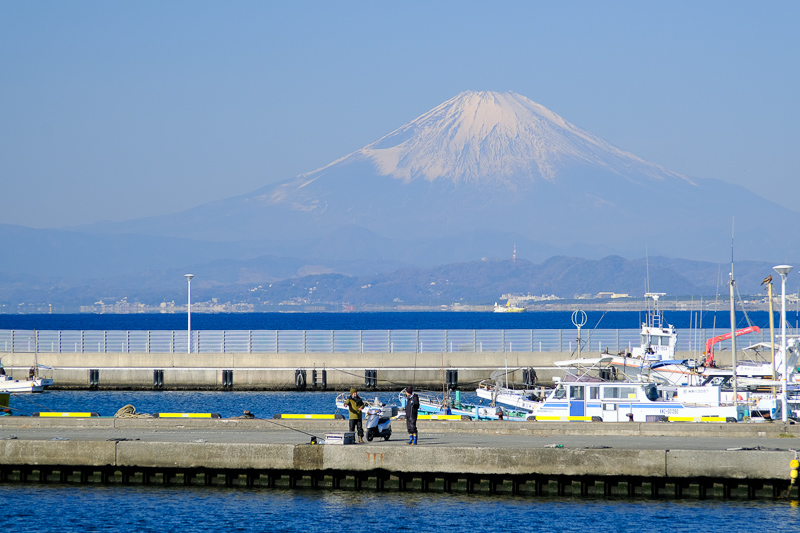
[114,404,153,418]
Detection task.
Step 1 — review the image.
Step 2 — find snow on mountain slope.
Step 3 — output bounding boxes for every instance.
[304,91,694,188]
[72,90,797,263]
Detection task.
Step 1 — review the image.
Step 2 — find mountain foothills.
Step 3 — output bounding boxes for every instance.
[0,252,783,312]
[243,256,779,308]
[2,91,797,311]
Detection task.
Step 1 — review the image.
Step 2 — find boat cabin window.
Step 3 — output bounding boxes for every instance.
[589,386,599,400]
[553,385,567,399]
[643,334,671,348]
[643,384,659,401]
[569,386,584,400]
[702,376,730,387]
[602,386,638,400]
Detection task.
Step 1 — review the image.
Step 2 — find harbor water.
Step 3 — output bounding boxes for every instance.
[9,390,406,418]
[2,483,799,532]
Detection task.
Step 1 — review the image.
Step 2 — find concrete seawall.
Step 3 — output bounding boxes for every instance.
[0,350,719,390]
[0,418,797,499]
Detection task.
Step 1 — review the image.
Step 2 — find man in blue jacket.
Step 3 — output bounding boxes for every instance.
[403,386,419,445]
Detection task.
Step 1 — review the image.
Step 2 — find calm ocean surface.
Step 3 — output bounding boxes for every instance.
[10,390,393,418]
[0,310,789,331]
[1,484,799,532]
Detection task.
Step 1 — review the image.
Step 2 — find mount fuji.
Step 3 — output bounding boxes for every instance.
[82,91,796,265]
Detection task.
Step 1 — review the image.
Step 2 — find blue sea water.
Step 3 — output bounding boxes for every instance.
[0,310,790,331]
[9,390,383,418]
[1,484,799,532]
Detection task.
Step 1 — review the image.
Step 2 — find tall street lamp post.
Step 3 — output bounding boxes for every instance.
[185,274,195,354]
[773,265,793,423]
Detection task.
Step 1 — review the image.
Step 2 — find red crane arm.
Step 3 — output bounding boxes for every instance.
[704,326,761,355]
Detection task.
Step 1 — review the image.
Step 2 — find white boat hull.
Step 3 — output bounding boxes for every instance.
[475,385,545,412]
[527,381,745,422]
[0,376,52,393]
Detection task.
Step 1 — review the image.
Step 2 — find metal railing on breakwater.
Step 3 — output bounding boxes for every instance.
[0,328,773,355]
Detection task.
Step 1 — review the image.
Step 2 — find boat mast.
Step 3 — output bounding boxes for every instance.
[730,273,737,404]
[441,349,447,407]
[33,329,39,380]
[765,277,777,396]
[730,219,737,404]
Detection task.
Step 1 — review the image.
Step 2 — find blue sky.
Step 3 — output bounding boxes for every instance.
[2,2,798,228]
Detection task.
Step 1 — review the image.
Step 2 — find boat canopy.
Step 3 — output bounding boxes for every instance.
[554,357,613,367]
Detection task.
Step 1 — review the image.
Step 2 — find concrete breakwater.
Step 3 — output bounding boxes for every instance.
[0,418,798,499]
[1,350,717,390]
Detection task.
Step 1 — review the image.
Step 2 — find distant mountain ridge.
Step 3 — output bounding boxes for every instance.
[0,247,779,312]
[2,90,797,310]
[74,90,796,264]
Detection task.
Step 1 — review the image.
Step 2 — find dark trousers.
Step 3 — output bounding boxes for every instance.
[406,417,417,434]
[349,418,363,437]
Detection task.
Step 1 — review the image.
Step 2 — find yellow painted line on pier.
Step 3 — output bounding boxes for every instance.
[280,414,338,419]
[668,416,728,423]
[35,412,99,418]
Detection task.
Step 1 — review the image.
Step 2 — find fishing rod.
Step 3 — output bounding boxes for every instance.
[251,415,323,442]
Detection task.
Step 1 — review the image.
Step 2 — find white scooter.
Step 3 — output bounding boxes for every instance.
[365,405,397,441]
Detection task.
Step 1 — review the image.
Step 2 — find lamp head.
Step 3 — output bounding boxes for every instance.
[773,265,793,278]
[185,274,195,281]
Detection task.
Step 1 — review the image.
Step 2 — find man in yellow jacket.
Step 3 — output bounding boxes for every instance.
[344,388,365,443]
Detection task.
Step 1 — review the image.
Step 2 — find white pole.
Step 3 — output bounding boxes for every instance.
[185,274,194,354]
[781,273,787,422]
[774,265,793,423]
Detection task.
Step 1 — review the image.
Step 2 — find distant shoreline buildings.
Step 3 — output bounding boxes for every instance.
[1,291,796,314]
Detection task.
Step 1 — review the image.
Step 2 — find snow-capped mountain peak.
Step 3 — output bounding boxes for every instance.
[335,91,692,187]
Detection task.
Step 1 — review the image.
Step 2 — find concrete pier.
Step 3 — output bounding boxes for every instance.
[0,350,717,390]
[0,417,798,499]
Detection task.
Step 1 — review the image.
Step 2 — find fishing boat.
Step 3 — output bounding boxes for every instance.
[736,339,800,383]
[0,364,53,393]
[334,389,526,421]
[529,376,747,422]
[519,357,747,422]
[393,389,529,421]
[493,301,526,313]
[0,333,55,393]
[474,364,546,412]
[603,292,768,387]
[475,380,547,412]
[602,293,685,381]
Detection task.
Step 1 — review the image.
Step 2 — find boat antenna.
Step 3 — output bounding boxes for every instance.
[729,217,738,404]
[730,217,735,281]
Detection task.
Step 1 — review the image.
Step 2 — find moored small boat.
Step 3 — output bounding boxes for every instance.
[0,374,52,393]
